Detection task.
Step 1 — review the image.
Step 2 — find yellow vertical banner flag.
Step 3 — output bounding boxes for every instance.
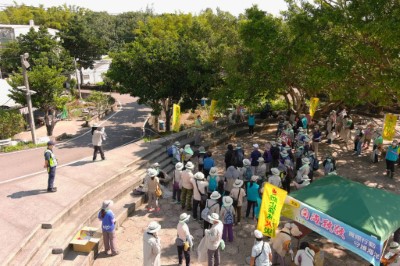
[172,104,181,132]
[382,113,398,141]
[208,100,217,122]
[309,97,319,118]
[257,183,287,237]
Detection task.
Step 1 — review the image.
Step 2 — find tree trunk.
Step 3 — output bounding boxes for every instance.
[45,109,57,136]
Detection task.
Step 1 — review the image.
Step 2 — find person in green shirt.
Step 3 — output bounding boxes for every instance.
[372,129,383,163]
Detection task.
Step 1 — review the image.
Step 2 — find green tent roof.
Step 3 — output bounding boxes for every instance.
[290,175,400,241]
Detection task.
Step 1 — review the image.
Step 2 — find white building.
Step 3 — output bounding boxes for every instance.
[80,57,112,85]
[0,79,18,109]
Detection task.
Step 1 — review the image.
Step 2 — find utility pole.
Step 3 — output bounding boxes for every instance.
[74,58,81,99]
[21,53,37,144]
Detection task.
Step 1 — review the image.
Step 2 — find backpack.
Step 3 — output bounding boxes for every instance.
[312,158,319,171]
[201,201,218,222]
[208,176,218,192]
[324,161,333,174]
[167,146,173,157]
[244,167,253,181]
[223,206,234,225]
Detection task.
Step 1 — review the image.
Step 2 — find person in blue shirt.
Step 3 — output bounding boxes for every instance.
[98,200,119,256]
[246,176,260,219]
[250,144,262,174]
[248,113,256,135]
[386,140,400,178]
[301,114,308,130]
[203,151,215,177]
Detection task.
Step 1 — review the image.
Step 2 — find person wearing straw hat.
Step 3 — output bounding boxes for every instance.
[250,230,272,266]
[181,161,195,211]
[172,162,184,204]
[172,141,182,164]
[229,179,246,225]
[268,168,282,188]
[296,157,311,183]
[176,213,194,266]
[204,191,221,231]
[146,168,160,212]
[98,200,118,256]
[183,144,194,165]
[294,246,315,266]
[383,241,400,266]
[191,172,209,221]
[205,213,224,266]
[220,196,236,242]
[143,221,162,266]
[246,175,260,219]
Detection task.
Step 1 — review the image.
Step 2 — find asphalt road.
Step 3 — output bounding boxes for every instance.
[0,93,150,183]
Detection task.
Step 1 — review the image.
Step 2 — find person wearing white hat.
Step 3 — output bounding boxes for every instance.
[172,162,184,204]
[271,223,302,266]
[205,213,224,266]
[181,162,195,211]
[250,144,262,175]
[143,221,161,266]
[92,126,106,161]
[176,213,194,266]
[229,179,246,225]
[183,144,194,165]
[268,168,282,188]
[383,241,400,266]
[203,191,221,232]
[172,141,182,164]
[191,172,209,221]
[241,158,253,193]
[250,230,272,266]
[246,176,260,219]
[294,246,315,266]
[295,158,311,183]
[256,157,267,180]
[146,168,161,212]
[220,196,236,242]
[98,200,118,256]
[207,167,220,196]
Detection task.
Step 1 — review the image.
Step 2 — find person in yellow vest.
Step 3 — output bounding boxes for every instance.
[44,141,58,192]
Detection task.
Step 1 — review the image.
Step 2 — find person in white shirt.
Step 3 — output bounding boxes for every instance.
[191,172,209,221]
[250,230,272,266]
[229,179,246,225]
[143,221,161,266]
[294,246,315,266]
[268,168,282,188]
[296,158,311,183]
[256,157,267,180]
[204,191,221,231]
[181,162,195,211]
[92,126,106,161]
[205,213,224,266]
[176,213,194,266]
[172,163,184,204]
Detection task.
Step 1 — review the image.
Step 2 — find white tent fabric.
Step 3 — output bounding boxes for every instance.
[0,79,18,108]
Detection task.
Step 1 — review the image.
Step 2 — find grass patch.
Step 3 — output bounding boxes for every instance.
[1,142,47,153]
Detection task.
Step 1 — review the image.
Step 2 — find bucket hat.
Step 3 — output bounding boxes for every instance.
[175,162,184,170]
[179,213,190,222]
[210,191,221,200]
[185,161,195,170]
[102,200,113,210]
[233,179,243,187]
[209,167,218,175]
[147,221,161,233]
[222,196,233,206]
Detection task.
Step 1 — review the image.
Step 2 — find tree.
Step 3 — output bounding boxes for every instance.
[87,91,110,118]
[0,110,25,139]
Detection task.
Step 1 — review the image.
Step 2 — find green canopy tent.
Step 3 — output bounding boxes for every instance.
[281,175,400,266]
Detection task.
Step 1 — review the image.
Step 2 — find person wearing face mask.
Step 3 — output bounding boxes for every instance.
[143,221,162,266]
[385,140,400,178]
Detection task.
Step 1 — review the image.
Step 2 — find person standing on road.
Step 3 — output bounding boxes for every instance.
[143,221,162,266]
[98,200,119,256]
[176,213,194,266]
[230,179,246,225]
[172,162,184,204]
[92,127,106,161]
[385,140,400,178]
[44,141,58,192]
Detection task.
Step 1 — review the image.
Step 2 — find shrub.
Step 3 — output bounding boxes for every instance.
[0,110,25,139]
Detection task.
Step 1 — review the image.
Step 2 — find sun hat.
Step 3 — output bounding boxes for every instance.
[271,168,280,176]
[194,172,205,180]
[184,144,194,155]
[257,157,265,163]
[185,161,195,170]
[179,213,190,222]
[147,168,158,177]
[207,213,220,223]
[209,167,218,175]
[175,162,184,170]
[47,140,55,146]
[210,191,221,200]
[243,159,251,166]
[233,179,243,187]
[198,146,206,153]
[92,123,99,127]
[174,141,180,146]
[302,158,310,164]
[280,150,288,157]
[102,200,113,210]
[253,144,259,149]
[254,230,263,239]
[147,221,161,233]
[222,196,233,206]
[251,175,259,182]
[390,242,400,250]
[284,159,292,166]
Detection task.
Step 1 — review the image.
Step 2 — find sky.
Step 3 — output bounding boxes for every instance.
[2,0,289,17]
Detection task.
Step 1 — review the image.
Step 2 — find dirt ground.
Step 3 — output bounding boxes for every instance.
[93,115,400,266]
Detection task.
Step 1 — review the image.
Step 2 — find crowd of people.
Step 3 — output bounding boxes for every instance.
[96,108,400,266]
